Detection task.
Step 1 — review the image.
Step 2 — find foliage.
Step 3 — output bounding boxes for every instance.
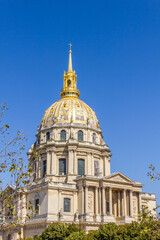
[65,231,87,240]
[86,230,99,240]
[148,164,160,182]
[0,103,30,225]
[35,223,84,240]
[66,223,82,235]
[33,220,160,240]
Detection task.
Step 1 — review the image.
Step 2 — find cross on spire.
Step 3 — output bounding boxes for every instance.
[69,43,72,51]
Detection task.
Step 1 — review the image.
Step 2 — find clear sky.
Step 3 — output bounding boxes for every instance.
[0,0,160,205]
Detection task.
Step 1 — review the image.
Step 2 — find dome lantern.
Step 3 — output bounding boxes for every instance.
[60,44,80,99]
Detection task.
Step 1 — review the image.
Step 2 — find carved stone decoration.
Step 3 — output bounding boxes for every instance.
[88,187,94,213]
[74,209,79,222]
[59,208,64,221]
[110,175,130,183]
[133,199,137,216]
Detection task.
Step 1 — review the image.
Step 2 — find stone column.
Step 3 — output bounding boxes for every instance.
[59,190,62,212]
[87,153,91,175]
[81,186,84,215]
[104,156,110,176]
[17,194,21,219]
[138,192,141,212]
[51,151,56,175]
[99,188,101,215]
[22,193,26,222]
[84,186,88,214]
[95,187,98,215]
[36,160,38,178]
[73,150,77,174]
[91,154,94,175]
[47,151,51,175]
[118,191,121,217]
[38,155,41,178]
[113,192,117,217]
[129,190,133,217]
[68,149,73,174]
[109,187,113,216]
[123,189,127,217]
[101,187,106,215]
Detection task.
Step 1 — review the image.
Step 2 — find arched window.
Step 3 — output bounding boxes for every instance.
[78,159,85,175]
[67,79,71,87]
[78,130,83,142]
[59,159,66,175]
[60,130,66,141]
[93,133,96,144]
[46,132,50,141]
[64,198,70,212]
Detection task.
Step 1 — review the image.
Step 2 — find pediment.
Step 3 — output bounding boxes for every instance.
[104,172,134,184]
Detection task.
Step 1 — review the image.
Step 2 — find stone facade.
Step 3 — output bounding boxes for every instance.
[0,49,156,239]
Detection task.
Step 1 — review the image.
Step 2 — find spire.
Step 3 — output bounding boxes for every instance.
[68,43,73,72]
[60,45,80,99]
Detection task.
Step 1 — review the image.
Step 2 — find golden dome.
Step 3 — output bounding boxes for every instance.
[41,45,99,129]
[41,97,99,128]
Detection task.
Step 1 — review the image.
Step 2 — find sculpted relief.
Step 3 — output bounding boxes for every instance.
[88,187,94,213]
[109,174,131,183]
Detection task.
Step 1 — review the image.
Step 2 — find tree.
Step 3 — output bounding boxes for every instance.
[0,103,31,226]
[148,164,160,182]
[35,223,83,240]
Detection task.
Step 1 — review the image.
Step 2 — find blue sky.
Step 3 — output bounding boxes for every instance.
[0,0,160,204]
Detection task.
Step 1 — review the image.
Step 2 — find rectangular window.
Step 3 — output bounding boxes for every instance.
[43,160,47,177]
[59,159,66,175]
[35,199,39,212]
[78,159,85,175]
[64,198,70,212]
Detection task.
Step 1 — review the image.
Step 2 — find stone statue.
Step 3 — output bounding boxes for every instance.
[59,208,63,221]
[75,209,79,222]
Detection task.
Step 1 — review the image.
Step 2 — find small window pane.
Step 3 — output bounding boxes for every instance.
[59,159,66,175]
[78,130,83,142]
[46,132,50,141]
[43,160,47,177]
[61,130,66,141]
[64,198,70,212]
[78,159,85,175]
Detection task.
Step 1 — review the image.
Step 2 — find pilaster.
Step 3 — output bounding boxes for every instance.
[129,190,133,217]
